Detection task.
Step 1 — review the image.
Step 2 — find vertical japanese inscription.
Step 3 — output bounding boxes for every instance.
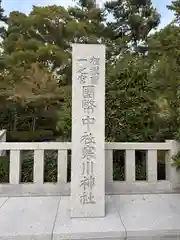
[76,56,100,205]
[71,44,105,218]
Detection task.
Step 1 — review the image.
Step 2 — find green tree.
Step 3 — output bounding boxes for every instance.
[0,0,170,144]
[0,0,7,38]
[0,0,7,22]
[148,3,180,140]
[106,54,160,142]
[104,0,162,141]
[168,0,179,22]
[69,0,107,42]
[0,2,110,140]
[105,0,160,52]
[1,6,70,80]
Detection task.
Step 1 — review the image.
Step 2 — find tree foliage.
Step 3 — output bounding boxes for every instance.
[105,0,160,50]
[0,0,179,145]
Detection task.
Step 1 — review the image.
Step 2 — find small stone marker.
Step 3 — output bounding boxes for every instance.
[71,44,105,218]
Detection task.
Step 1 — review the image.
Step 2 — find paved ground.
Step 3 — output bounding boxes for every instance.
[0,194,180,239]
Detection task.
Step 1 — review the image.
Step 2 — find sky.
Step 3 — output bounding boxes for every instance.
[1,0,175,29]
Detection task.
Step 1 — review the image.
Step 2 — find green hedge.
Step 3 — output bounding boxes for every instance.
[7,130,55,142]
[0,156,9,183]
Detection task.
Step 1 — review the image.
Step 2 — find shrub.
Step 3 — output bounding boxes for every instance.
[0,156,9,183]
[21,150,57,182]
[7,130,54,142]
[172,151,180,169]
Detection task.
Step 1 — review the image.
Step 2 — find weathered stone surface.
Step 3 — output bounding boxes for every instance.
[0,194,180,239]
[0,197,8,208]
[53,196,125,240]
[112,194,180,239]
[0,196,60,240]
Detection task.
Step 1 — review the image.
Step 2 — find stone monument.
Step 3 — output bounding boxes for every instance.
[71,44,105,218]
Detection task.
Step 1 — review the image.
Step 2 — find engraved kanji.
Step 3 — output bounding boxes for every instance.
[82,116,96,131]
[81,132,95,145]
[89,56,100,65]
[80,175,95,191]
[80,191,96,205]
[89,56,100,85]
[82,99,96,114]
[82,144,96,160]
[76,58,88,84]
[83,86,95,99]
[81,161,94,175]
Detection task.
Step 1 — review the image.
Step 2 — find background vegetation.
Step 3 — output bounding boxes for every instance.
[0,0,180,180]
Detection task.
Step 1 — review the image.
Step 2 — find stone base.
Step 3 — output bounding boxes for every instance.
[113,194,180,240]
[0,194,180,239]
[53,196,125,239]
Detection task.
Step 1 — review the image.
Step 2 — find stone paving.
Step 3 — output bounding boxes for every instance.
[0,194,180,239]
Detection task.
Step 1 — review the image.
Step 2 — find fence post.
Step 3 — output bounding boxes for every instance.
[57,150,68,183]
[34,150,44,184]
[10,150,21,184]
[105,149,113,183]
[125,150,135,183]
[0,129,6,156]
[147,150,157,183]
[165,140,180,189]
